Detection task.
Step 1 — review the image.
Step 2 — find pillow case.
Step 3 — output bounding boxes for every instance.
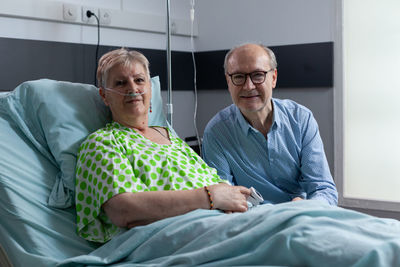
[1,77,167,208]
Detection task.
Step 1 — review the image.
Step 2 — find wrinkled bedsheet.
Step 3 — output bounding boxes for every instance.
[59,200,400,267]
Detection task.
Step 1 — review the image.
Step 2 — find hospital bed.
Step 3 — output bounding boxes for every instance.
[1,79,400,267]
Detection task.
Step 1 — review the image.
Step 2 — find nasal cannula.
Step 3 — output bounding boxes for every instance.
[102,87,145,97]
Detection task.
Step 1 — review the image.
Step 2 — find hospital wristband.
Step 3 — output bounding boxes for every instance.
[204,186,214,210]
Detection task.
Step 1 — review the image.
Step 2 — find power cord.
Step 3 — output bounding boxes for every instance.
[86,10,100,86]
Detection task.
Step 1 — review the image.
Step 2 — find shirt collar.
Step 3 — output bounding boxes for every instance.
[271,99,282,129]
[234,98,281,136]
[234,105,252,135]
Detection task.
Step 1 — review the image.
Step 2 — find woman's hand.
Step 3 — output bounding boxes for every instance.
[292,197,303,202]
[207,183,251,212]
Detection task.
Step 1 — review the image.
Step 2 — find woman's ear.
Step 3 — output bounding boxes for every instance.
[99,87,109,106]
[149,80,152,99]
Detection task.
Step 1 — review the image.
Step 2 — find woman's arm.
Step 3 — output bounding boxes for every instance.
[103,183,250,228]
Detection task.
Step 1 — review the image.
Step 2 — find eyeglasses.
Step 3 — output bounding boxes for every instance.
[228,70,274,86]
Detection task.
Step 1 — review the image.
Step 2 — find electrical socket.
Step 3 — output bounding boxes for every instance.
[81,6,98,24]
[63,3,78,22]
[99,9,111,25]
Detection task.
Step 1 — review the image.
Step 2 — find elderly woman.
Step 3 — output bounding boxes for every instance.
[75,48,251,243]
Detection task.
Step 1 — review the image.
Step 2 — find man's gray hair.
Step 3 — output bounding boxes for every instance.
[223,43,278,73]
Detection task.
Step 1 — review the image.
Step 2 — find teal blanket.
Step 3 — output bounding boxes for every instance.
[59,200,400,267]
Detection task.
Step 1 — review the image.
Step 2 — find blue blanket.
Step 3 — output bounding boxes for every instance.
[58,200,400,267]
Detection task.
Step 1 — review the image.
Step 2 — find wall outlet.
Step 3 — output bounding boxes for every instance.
[63,3,78,22]
[81,6,98,24]
[99,9,111,25]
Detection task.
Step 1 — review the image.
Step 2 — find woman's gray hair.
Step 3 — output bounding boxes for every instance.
[97,48,150,88]
[223,43,278,73]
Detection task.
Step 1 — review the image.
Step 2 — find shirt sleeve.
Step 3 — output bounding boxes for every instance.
[298,112,338,205]
[202,127,235,184]
[75,130,139,242]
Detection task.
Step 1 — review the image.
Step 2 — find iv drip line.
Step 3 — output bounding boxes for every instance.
[190,0,202,157]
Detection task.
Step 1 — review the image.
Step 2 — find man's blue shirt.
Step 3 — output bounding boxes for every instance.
[202,99,338,205]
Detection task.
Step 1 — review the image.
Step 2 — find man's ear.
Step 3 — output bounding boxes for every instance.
[271,69,278,89]
[99,87,109,106]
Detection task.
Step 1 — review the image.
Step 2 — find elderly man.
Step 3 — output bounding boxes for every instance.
[202,43,338,205]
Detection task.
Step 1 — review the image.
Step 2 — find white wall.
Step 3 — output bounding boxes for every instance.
[0,0,194,51]
[0,0,336,49]
[194,0,335,51]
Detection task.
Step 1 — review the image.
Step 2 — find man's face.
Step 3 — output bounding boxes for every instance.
[225,45,277,116]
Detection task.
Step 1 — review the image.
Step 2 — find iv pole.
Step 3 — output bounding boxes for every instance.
[166,0,173,127]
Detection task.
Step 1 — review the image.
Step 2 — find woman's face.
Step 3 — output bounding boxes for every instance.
[100,61,152,127]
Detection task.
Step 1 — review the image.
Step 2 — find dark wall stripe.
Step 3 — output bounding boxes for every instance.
[195,42,333,89]
[274,42,333,88]
[0,37,195,92]
[0,37,332,92]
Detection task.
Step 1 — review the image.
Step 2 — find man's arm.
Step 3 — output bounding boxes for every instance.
[298,113,338,205]
[202,129,234,184]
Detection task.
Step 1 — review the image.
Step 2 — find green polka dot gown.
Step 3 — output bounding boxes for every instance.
[75,122,227,242]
